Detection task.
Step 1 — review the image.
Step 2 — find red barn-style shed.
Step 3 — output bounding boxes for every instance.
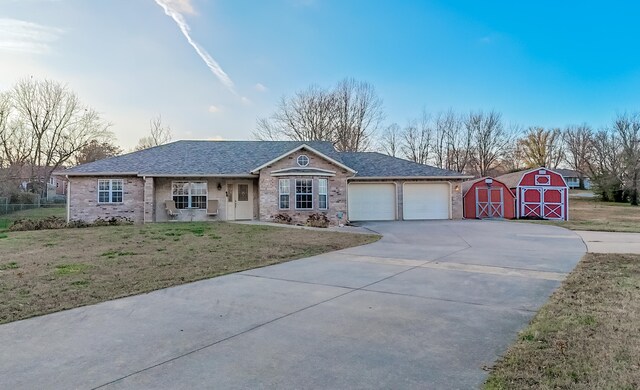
[462,177,516,219]
[495,168,569,220]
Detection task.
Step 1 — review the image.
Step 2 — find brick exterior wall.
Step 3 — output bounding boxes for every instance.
[258,149,353,226]
[68,176,144,223]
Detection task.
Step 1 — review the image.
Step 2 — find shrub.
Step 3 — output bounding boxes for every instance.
[9,192,39,205]
[273,213,292,224]
[9,216,68,231]
[93,216,133,226]
[306,213,330,228]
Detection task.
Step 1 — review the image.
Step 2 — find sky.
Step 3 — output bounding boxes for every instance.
[2,0,640,149]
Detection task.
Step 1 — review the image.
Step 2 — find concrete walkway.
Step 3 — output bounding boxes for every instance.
[575,230,640,253]
[0,221,585,389]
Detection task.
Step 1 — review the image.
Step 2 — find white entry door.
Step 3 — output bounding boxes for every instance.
[227,181,253,220]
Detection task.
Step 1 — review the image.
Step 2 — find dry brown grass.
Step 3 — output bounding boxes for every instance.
[484,253,640,390]
[0,222,378,324]
[527,197,640,233]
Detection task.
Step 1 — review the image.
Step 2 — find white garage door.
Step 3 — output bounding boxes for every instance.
[403,183,450,220]
[348,183,396,221]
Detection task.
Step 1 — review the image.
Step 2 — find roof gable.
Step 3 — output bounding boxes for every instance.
[250,143,356,174]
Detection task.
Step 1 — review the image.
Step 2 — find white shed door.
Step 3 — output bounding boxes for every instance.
[403,183,450,220]
[348,183,396,221]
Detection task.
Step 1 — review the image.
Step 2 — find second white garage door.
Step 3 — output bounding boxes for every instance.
[403,183,450,220]
[348,183,396,221]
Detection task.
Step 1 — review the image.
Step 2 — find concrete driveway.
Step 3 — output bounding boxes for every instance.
[575,230,640,253]
[0,221,585,389]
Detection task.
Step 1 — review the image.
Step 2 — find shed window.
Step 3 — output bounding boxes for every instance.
[98,179,123,203]
[172,181,207,209]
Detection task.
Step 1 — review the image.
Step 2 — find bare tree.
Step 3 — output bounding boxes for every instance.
[466,110,511,176]
[401,111,432,164]
[135,115,172,151]
[588,129,623,201]
[253,78,383,151]
[563,124,593,187]
[74,139,122,165]
[378,122,401,157]
[332,78,384,151]
[253,85,337,142]
[9,78,112,195]
[518,127,564,168]
[612,113,640,205]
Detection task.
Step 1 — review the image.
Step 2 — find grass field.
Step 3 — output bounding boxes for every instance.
[0,222,378,324]
[527,197,640,233]
[484,253,640,389]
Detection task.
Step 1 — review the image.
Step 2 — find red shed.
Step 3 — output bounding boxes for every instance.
[495,168,569,220]
[462,177,516,219]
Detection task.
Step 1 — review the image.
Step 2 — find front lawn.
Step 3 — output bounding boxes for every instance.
[484,253,640,389]
[528,197,640,233]
[0,222,378,324]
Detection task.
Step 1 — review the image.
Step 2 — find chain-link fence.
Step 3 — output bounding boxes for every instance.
[0,198,66,229]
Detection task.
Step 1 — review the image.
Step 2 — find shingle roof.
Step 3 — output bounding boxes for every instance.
[461,177,489,196]
[340,152,467,178]
[62,140,468,178]
[63,140,343,176]
[494,170,527,189]
[553,168,580,178]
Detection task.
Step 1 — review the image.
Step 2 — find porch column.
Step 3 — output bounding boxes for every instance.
[143,177,155,223]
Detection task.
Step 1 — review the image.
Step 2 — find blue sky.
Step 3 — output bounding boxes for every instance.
[2,0,640,149]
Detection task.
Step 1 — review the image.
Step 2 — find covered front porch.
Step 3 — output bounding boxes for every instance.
[146,177,259,223]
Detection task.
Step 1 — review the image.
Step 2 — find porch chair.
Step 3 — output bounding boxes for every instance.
[207,199,219,216]
[165,200,180,220]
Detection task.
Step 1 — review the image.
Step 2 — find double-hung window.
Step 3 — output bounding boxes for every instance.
[295,179,313,209]
[318,178,328,210]
[172,181,207,209]
[279,179,290,209]
[98,179,123,203]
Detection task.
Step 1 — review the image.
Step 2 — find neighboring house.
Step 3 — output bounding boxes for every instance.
[0,165,67,200]
[58,140,471,225]
[554,168,591,189]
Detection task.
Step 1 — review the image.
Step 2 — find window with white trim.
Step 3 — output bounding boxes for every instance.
[295,179,313,209]
[98,179,123,203]
[279,179,290,209]
[318,178,328,209]
[297,155,310,167]
[172,181,207,209]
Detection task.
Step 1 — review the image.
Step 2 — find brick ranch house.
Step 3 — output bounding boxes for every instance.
[56,140,471,225]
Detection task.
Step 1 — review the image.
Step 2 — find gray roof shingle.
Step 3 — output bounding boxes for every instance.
[63,140,343,176]
[340,152,466,178]
[62,140,467,178]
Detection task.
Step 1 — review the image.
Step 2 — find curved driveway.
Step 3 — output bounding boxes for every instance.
[0,221,585,389]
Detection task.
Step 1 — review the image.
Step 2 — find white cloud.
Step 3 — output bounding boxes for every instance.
[254,83,268,92]
[240,96,252,105]
[154,0,235,93]
[0,18,63,54]
[207,105,220,113]
[162,0,196,15]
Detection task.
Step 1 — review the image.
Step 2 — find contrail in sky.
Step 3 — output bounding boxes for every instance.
[154,0,235,93]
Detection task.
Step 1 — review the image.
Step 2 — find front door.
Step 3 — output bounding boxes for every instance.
[226,181,253,220]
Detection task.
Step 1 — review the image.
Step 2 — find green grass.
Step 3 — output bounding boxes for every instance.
[0,261,19,270]
[55,263,89,275]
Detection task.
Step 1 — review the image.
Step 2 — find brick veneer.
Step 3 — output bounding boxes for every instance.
[258,149,354,226]
[68,176,144,223]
